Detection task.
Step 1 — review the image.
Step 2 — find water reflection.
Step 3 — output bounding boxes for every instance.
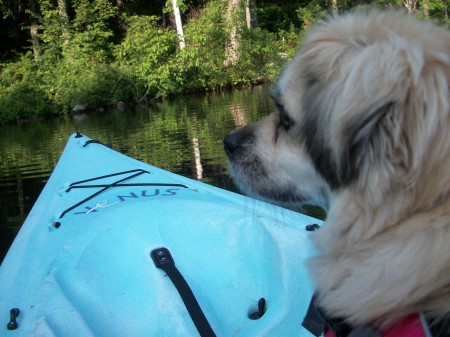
[0,85,274,263]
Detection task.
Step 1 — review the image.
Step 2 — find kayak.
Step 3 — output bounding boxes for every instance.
[0,132,321,337]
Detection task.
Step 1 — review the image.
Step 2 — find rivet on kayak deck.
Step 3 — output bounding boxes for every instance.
[52,221,61,229]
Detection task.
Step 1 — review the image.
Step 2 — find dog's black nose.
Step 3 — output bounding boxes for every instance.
[224,133,239,156]
[224,128,249,156]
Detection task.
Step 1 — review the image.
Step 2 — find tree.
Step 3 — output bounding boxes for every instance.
[331,0,338,14]
[0,0,39,60]
[224,0,257,64]
[225,0,239,64]
[56,0,70,44]
[245,0,257,29]
[28,0,41,60]
[172,0,186,49]
[37,0,70,59]
[403,0,418,13]
[68,0,117,60]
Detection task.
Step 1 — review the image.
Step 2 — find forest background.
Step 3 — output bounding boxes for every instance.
[0,0,448,124]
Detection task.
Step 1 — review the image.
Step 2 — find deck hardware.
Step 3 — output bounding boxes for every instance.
[52,221,61,229]
[249,298,266,320]
[7,308,20,330]
[306,224,320,231]
[151,247,216,337]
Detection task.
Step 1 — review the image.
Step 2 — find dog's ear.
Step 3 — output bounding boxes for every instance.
[340,55,450,195]
[341,101,395,186]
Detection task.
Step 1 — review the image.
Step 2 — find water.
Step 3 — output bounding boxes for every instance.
[0,85,276,263]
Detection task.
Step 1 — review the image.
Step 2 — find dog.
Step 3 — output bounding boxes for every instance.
[224,10,450,334]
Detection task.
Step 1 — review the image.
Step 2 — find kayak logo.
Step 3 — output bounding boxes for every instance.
[74,188,180,215]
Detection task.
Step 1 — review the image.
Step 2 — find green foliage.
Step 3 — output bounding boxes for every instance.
[0,82,50,122]
[278,24,304,58]
[2,0,449,124]
[0,53,51,122]
[44,62,137,110]
[36,0,116,63]
[257,3,302,32]
[163,0,189,14]
[182,0,229,90]
[229,28,284,85]
[35,0,66,61]
[115,15,180,99]
[68,0,116,61]
[417,0,450,24]
[297,2,328,30]
[0,55,35,92]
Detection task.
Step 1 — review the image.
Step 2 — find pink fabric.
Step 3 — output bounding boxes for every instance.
[383,315,426,337]
[324,314,426,337]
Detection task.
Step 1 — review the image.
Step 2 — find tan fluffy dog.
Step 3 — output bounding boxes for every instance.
[224,10,450,330]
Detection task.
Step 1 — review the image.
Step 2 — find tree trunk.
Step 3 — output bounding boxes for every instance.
[28,0,40,61]
[57,0,70,44]
[225,0,240,65]
[331,0,338,14]
[245,0,257,29]
[30,23,40,61]
[115,0,123,10]
[445,0,449,24]
[403,0,418,14]
[423,3,429,18]
[172,0,185,49]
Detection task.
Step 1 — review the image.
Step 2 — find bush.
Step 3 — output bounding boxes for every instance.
[0,54,37,93]
[39,61,137,111]
[229,28,284,85]
[115,15,179,100]
[0,54,53,122]
[0,81,50,122]
[182,0,230,91]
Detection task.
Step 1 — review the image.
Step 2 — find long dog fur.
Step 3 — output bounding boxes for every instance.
[225,10,450,330]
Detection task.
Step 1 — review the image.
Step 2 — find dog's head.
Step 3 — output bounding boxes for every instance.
[225,10,450,214]
[225,10,450,325]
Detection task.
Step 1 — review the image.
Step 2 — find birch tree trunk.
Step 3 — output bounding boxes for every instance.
[245,0,257,29]
[172,0,185,49]
[423,3,429,18]
[445,0,449,24]
[30,24,40,61]
[331,0,338,14]
[403,0,418,14]
[225,0,240,65]
[57,0,70,44]
[28,0,40,61]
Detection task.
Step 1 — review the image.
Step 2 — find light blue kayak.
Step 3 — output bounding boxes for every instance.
[0,133,321,337]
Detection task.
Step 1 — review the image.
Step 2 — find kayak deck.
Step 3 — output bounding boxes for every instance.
[0,133,320,336]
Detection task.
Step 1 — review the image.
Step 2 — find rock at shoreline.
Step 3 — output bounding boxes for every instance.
[72,104,86,113]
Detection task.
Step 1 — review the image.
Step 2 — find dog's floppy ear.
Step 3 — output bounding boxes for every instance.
[341,101,395,186]
[339,53,450,195]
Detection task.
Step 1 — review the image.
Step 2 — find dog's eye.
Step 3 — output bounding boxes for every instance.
[271,89,294,131]
[278,105,293,131]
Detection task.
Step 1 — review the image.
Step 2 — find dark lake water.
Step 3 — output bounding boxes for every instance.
[0,85,278,263]
[0,85,326,264]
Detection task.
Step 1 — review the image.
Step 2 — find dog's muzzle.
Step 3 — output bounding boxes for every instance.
[224,126,253,157]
